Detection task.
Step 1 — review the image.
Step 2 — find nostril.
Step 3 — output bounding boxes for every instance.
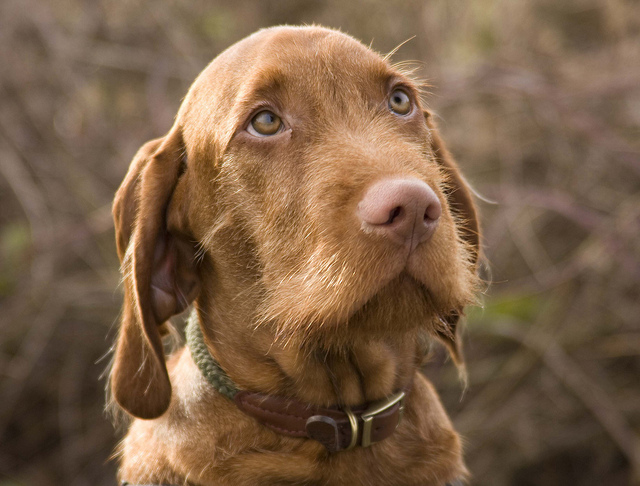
[424,200,442,223]
[387,206,403,224]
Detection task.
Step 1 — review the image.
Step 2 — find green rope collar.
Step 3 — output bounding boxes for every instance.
[186,311,436,402]
[186,311,239,400]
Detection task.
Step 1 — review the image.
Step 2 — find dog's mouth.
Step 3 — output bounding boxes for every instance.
[348,245,466,318]
[254,221,478,346]
[347,268,456,327]
[257,260,466,347]
[355,269,432,312]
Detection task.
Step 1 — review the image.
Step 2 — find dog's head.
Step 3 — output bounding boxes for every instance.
[110,26,480,419]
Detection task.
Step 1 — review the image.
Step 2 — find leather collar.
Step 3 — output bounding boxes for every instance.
[186,312,409,453]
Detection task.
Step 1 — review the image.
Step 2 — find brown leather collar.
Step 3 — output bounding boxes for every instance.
[187,311,410,453]
[234,387,409,453]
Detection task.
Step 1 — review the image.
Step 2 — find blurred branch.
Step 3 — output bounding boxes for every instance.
[0,296,65,436]
[0,144,48,230]
[485,185,640,279]
[495,321,640,481]
[71,41,195,80]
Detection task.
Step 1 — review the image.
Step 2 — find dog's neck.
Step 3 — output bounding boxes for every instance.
[193,304,423,408]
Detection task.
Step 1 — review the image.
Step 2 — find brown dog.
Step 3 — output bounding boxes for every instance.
[110,25,480,486]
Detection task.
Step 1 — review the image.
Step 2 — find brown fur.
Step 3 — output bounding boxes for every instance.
[110,26,481,485]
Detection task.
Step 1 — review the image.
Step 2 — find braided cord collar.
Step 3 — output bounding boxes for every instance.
[186,311,239,399]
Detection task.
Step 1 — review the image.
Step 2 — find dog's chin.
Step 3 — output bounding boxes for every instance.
[348,272,438,327]
[264,269,462,349]
[257,237,476,347]
[343,252,473,335]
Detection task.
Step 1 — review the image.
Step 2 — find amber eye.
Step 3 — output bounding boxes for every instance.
[389,89,412,115]
[248,110,283,136]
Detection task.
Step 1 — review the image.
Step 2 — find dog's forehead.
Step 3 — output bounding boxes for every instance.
[178,27,400,154]
[223,26,387,81]
[195,27,392,105]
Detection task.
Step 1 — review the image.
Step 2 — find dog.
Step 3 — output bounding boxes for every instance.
[109,25,480,486]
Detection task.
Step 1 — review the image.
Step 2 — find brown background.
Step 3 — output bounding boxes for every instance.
[1,0,639,485]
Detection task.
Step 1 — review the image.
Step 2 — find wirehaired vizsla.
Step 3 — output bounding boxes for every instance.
[110,25,480,486]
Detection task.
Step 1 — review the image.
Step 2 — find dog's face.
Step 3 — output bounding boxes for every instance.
[111,26,480,419]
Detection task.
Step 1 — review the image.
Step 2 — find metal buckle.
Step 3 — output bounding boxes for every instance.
[344,407,359,451]
[360,391,405,448]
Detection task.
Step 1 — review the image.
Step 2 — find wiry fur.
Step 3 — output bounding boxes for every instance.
[108,26,481,485]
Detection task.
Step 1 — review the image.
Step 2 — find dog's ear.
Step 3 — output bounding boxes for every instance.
[424,111,480,266]
[111,127,200,419]
[424,110,481,369]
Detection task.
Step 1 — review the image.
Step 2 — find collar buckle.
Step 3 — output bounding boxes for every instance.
[351,390,406,449]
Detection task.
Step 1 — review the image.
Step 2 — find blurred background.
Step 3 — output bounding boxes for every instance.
[0,0,638,484]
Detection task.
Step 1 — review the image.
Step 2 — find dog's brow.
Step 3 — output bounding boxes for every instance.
[238,67,287,104]
[387,74,420,95]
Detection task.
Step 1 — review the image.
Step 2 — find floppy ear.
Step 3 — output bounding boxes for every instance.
[111,127,200,419]
[425,111,480,266]
[425,110,481,368]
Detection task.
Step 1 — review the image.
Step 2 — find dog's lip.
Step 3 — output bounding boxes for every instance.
[347,267,435,319]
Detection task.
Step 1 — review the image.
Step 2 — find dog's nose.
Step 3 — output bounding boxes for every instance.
[357,178,442,251]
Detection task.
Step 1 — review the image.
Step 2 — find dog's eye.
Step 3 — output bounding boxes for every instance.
[248,110,283,136]
[388,89,412,116]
